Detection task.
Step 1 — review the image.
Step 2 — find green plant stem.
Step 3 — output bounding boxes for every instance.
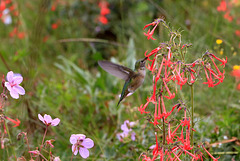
[71,153,74,161]
[4,121,17,159]
[190,84,194,152]
[38,126,48,160]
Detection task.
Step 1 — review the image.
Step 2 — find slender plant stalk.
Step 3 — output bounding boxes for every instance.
[4,121,17,159]
[38,126,48,160]
[190,84,194,151]
[23,133,33,160]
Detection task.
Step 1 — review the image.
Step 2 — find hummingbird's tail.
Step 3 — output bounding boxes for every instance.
[117,97,123,107]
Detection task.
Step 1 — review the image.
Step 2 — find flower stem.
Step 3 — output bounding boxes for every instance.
[39,126,48,160]
[71,153,74,161]
[190,84,194,152]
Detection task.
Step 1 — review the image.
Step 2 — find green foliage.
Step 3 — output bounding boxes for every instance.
[0,0,239,160]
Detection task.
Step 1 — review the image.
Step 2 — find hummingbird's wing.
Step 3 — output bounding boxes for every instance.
[98,60,134,81]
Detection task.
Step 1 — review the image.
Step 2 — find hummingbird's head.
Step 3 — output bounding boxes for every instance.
[135,57,148,70]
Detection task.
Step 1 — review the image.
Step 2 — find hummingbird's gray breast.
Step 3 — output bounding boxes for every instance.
[128,73,145,93]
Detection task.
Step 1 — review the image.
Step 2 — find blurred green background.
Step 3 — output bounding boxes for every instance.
[0,0,239,160]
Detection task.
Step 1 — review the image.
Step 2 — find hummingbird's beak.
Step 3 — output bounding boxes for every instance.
[142,57,148,62]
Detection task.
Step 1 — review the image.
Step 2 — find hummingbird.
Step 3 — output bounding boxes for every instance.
[98,57,148,106]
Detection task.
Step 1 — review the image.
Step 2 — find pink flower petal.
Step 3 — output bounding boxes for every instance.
[51,118,60,126]
[72,145,78,155]
[6,71,13,82]
[82,138,94,149]
[70,135,77,144]
[4,82,12,91]
[44,114,52,124]
[13,85,25,95]
[38,114,44,123]
[13,76,23,84]
[10,88,19,99]
[75,134,86,140]
[79,147,89,159]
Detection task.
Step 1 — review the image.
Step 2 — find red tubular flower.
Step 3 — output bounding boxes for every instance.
[172,151,182,161]
[160,95,170,119]
[165,103,180,119]
[138,100,150,114]
[179,147,197,159]
[173,63,187,89]
[202,145,220,161]
[153,133,159,156]
[163,79,175,99]
[182,128,191,150]
[165,47,173,67]
[155,58,165,81]
[150,77,157,102]
[150,102,160,125]
[209,53,227,67]
[141,155,151,161]
[145,47,161,57]
[189,71,196,84]
[202,66,215,87]
[177,127,184,143]
[180,109,190,129]
[166,123,174,144]
[208,56,225,83]
[147,53,157,73]
[171,120,181,135]
[157,97,163,119]
[143,22,157,30]
[143,22,159,40]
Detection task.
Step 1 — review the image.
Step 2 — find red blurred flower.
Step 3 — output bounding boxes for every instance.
[98,15,108,24]
[17,32,25,39]
[217,0,227,12]
[231,65,240,90]
[98,0,110,25]
[224,11,233,22]
[51,23,58,29]
[0,1,6,11]
[235,30,240,37]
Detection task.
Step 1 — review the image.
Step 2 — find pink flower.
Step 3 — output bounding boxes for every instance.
[121,120,135,134]
[70,134,94,159]
[53,157,61,161]
[5,71,25,99]
[38,114,60,126]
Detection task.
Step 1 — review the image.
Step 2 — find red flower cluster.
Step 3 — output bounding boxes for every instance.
[9,27,25,39]
[139,19,227,116]
[51,0,60,11]
[98,0,110,25]
[231,65,240,90]
[0,0,26,39]
[139,18,224,160]
[142,130,220,161]
[217,0,240,48]
[0,0,16,19]
[217,0,233,22]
